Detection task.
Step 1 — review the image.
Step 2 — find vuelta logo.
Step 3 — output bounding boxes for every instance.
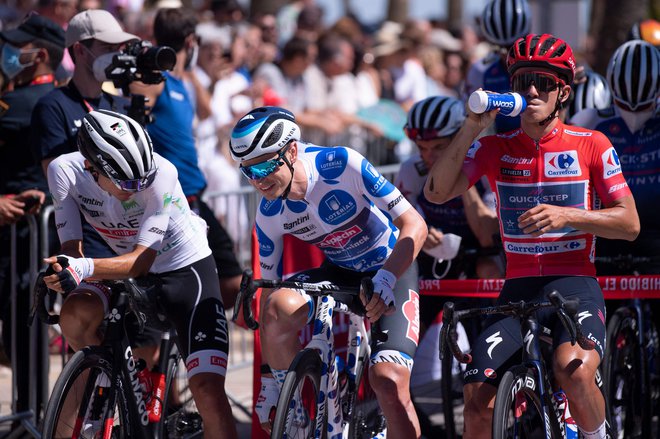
[402,290,420,345]
[318,225,362,248]
[601,148,622,178]
[544,151,581,177]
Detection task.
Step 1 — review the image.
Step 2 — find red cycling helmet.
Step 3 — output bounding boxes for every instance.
[507,33,577,84]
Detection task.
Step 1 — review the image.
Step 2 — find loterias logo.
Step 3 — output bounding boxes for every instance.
[544,151,581,177]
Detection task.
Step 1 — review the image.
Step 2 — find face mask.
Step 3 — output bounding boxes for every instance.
[618,106,655,133]
[1,44,38,79]
[185,44,198,71]
[92,52,120,82]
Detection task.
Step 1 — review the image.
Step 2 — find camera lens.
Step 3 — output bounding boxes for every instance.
[136,46,176,71]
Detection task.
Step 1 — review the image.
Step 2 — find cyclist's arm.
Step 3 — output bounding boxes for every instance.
[424,110,497,204]
[382,206,427,278]
[461,186,498,248]
[518,195,640,240]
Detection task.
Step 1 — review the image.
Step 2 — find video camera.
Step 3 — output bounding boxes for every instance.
[105,40,176,125]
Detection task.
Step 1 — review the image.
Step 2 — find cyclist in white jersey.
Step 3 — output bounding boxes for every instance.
[43,110,237,439]
[230,106,428,437]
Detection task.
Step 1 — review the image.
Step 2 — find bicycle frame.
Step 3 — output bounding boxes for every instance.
[306,294,370,438]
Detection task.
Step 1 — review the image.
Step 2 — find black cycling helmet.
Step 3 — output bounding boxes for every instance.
[607,40,660,112]
[78,110,156,192]
[481,0,532,47]
[404,96,466,141]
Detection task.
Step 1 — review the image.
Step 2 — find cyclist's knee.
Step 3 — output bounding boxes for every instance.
[261,288,309,334]
[463,382,495,424]
[369,362,411,405]
[553,345,600,392]
[59,293,104,350]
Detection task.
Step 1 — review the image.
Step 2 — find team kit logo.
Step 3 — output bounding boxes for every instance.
[601,147,622,179]
[544,151,582,177]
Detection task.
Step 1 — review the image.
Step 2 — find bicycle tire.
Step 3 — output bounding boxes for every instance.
[348,349,386,439]
[602,307,651,438]
[272,349,323,439]
[42,347,131,439]
[492,366,560,439]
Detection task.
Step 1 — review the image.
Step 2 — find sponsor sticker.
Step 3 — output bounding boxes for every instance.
[601,147,622,179]
[544,151,582,177]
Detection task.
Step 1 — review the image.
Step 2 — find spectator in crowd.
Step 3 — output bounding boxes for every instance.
[465,0,532,133]
[0,12,62,424]
[35,0,78,81]
[418,45,459,98]
[130,7,244,308]
[393,20,431,109]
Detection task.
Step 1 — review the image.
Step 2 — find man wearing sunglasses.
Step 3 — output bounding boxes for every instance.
[230,106,427,437]
[425,33,640,439]
[42,110,238,439]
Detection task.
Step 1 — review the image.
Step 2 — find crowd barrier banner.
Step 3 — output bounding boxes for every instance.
[418,276,660,299]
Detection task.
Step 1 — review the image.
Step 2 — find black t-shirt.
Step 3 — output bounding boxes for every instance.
[30,84,128,162]
[0,82,55,193]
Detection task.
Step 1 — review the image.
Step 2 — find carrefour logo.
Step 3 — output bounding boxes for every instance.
[544,151,581,177]
[361,160,394,197]
[316,147,348,180]
[601,148,622,178]
[319,190,357,225]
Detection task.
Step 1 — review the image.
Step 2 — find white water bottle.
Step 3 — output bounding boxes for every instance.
[468,90,527,117]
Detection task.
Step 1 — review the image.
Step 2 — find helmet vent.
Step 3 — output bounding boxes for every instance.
[263,122,284,148]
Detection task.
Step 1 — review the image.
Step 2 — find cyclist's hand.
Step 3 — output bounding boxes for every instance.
[423,227,444,250]
[43,255,94,294]
[255,375,279,434]
[363,269,396,322]
[518,204,569,237]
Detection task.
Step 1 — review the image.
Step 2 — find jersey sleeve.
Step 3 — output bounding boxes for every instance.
[461,138,491,187]
[344,148,412,221]
[136,158,180,250]
[588,131,632,204]
[254,198,285,280]
[47,155,83,244]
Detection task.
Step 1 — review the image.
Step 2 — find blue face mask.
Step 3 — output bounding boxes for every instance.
[1,44,38,79]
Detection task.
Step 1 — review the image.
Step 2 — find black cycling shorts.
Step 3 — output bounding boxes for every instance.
[289,261,420,371]
[463,276,606,387]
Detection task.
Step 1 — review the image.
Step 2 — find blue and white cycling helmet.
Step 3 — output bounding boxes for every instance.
[567,71,612,119]
[404,96,466,141]
[481,0,532,47]
[606,40,660,112]
[229,106,301,162]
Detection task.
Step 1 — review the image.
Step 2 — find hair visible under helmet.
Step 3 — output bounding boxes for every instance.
[507,33,576,125]
[567,71,612,119]
[230,106,301,199]
[480,0,532,47]
[606,40,660,112]
[405,96,466,140]
[78,110,155,190]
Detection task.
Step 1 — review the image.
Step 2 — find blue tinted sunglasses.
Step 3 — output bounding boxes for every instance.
[111,169,157,192]
[240,145,290,180]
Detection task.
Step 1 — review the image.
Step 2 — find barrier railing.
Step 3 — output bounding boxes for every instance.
[419,275,660,299]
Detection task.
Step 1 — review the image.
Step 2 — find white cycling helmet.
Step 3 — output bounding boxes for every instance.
[568,71,613,119]
[404,96,466,141]
[481,0,532,47]
[230,106,301,162]
[78,110,156,191]
[606,40,660,111]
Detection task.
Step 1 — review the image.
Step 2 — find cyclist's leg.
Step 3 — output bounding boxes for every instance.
[369,263,421,438]
[158,254,237,439]
[549,276,607,435]
[59,281,111,351]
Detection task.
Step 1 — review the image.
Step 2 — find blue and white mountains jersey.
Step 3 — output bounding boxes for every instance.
[255,143,413,279]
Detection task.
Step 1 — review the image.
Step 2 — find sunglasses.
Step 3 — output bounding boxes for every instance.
[404,126,448,141]
[511,71,563,93]
[86,166,156,192]
[240,145,290,180]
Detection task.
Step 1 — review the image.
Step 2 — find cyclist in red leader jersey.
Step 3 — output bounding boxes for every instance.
[424,33,640,439]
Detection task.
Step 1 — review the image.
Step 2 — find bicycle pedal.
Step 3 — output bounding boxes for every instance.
[172,412,203,435]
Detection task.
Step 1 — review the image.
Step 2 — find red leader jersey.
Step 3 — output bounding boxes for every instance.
[462,120,632,279]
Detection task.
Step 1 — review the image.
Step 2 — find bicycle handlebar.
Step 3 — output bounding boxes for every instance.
[232,269,374,330]
[440,289,595,365]
[29,272,59,326]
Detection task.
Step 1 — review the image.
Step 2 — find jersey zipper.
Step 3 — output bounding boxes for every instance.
[535,139,543,275]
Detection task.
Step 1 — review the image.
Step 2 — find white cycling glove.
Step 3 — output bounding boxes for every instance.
[50,255,94,293]
[255,376,279,425]
[372,268,397,309]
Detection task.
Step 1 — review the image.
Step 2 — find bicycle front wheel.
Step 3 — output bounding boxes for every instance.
[272,349,323,439]
[492,366,558,439]
[602,308,650,439]
[42,347,130,439]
